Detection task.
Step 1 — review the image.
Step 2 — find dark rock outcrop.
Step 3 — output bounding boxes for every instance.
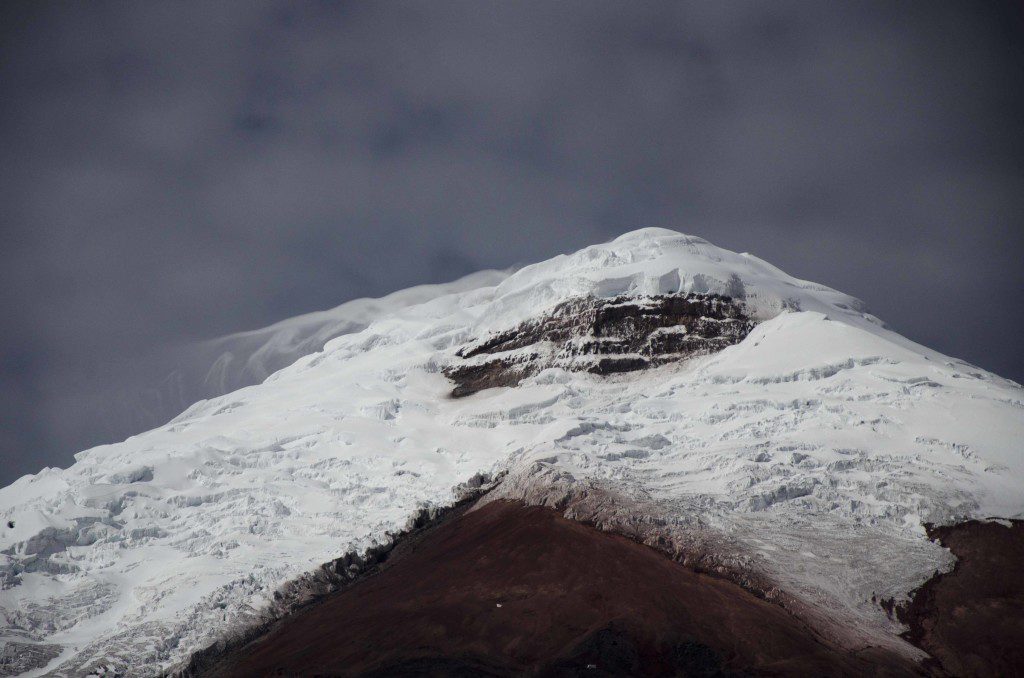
[0,641,63,676]
[895,519,1024,677]
[198,500,921,677]
[446,293,754,397]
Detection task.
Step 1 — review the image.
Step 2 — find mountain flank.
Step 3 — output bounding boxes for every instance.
[196,499,923,677]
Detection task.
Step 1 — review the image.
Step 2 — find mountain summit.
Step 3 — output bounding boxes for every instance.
[2,229,1022,675]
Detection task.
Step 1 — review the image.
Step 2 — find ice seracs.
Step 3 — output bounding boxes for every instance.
[1,228,1022,676]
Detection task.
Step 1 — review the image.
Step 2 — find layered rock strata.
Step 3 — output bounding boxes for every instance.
[445,293,754,397]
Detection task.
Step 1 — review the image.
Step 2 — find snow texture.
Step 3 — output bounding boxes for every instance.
[1,228,1022,675]
[112,269,509,437]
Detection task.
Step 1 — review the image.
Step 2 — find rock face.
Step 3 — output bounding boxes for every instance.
[445,292,753,397]
[895,519,1024,676]
[197,500,921,677]
[0,641,62,676]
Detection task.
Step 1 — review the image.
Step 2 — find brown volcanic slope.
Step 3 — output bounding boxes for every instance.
[200,500,920,677]
[898,519,1024,677]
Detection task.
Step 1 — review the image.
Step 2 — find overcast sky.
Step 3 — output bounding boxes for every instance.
[1,1,1022,485]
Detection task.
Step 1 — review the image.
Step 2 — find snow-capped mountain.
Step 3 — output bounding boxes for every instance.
[98,269,509,449]
[2,229,1022,676]
[178,269,510,399]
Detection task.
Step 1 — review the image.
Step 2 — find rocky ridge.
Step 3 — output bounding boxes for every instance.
[445,292,754,397]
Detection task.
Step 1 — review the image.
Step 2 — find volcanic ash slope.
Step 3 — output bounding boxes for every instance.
[1,228,1022,676]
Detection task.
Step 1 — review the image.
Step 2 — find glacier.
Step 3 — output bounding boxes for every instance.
[1,228,1022,676]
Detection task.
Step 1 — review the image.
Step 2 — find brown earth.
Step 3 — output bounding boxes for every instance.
[897,519,1024,677]
[199,500,920,677]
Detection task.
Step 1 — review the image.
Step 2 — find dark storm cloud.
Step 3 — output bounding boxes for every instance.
[1,1,1022,484]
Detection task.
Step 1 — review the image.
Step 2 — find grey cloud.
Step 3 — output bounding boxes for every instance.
[0,0,1022,485]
